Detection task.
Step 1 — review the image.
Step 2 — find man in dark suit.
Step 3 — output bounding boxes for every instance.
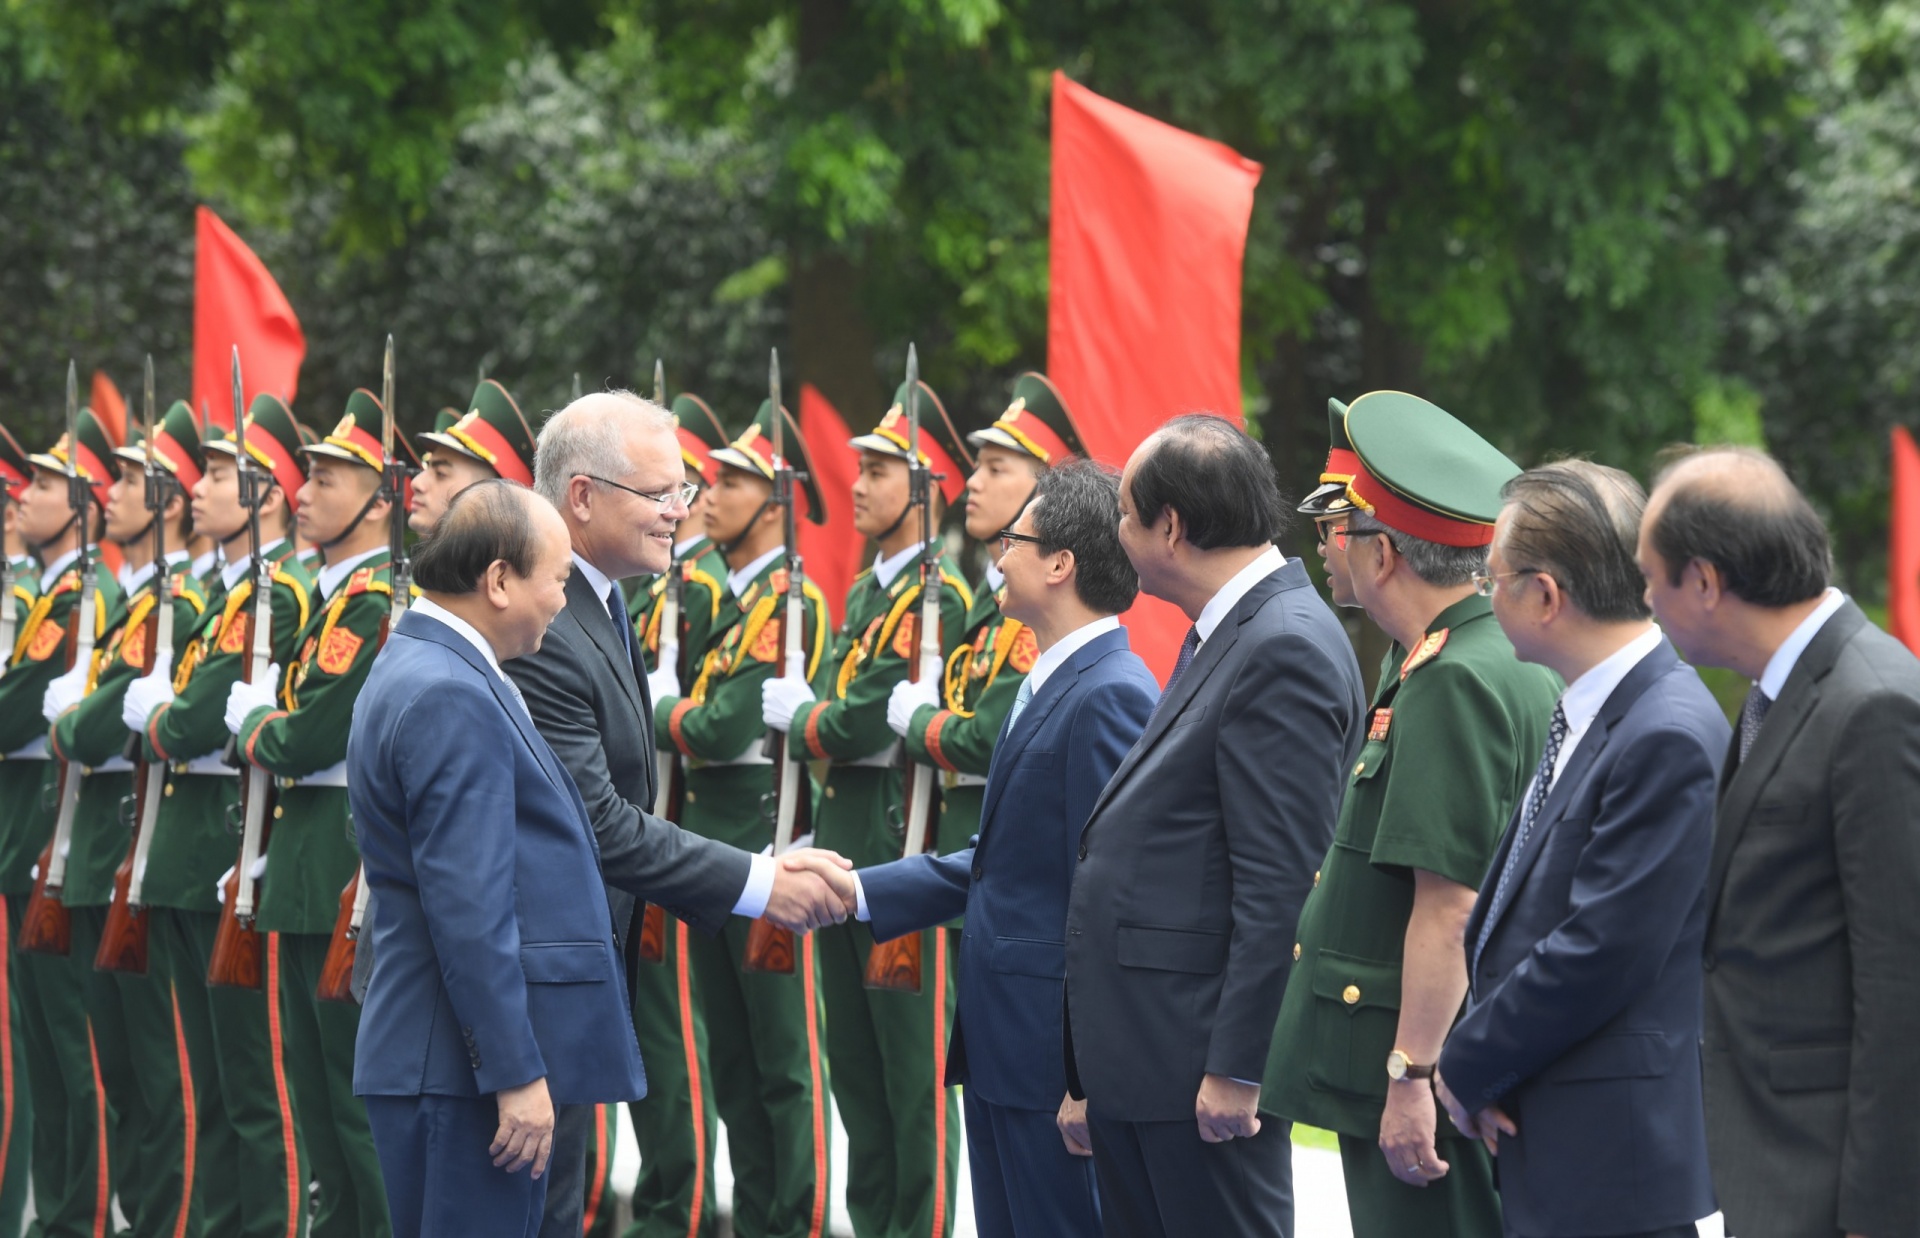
[792,460,1158,1238]
[1059,415,1365,1238]
[348,482,642,1236]
[1638,447,1920,1238]
[1434,460,1724,1238]
[506,392,850,1238]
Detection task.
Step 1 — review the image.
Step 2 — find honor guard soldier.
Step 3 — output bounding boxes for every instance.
[892,372,1085,858]
[123,398,315,1238]
[2,407,120,1238]
[224,390,397,1238]
[762,376,973,1238]
[650,396,834,1238]
[617,390,731,1238]
[45,399,208,1238]
[1265,392,1561,1238]
[410,380,537,537]
[0,423,41,1236]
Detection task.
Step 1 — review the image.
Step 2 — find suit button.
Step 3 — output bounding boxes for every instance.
[825,787,836,799]
[1342,984,1361,1005]
[1292,943,1301,961]
[1702,951,1717,972]
[1313,869,1320,887]
[971,865,982,880]
[1077,845,1088,860]
[685,791,696,804]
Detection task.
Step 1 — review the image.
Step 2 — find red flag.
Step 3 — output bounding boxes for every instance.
[1047,72,1263,681]
[1891,427,1920,653]
[193,206,305,428]
[797,383,862,631]
[89,372,127,448]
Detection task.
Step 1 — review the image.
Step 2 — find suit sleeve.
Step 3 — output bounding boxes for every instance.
[1438,720,1719,1109]
[1208,632,1352,1083]
[393,678,545,1094]
[506,625,752,936]
[1830,687,1920,1238]
[863,849,975,943]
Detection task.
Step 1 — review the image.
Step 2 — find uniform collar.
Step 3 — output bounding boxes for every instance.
[41,547,80,582]
[674,534,709,562]
[872,541,925,592]
[728,545,784,598]
[220,536,288,592]
[317,546,384,601]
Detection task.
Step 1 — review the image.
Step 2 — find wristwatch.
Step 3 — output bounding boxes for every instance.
[1385,1049,1435,1082]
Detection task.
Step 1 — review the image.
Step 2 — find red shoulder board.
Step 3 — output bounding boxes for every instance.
[218,613,250,655]
[1007,624,1038,674]
[768,568,790,595]
[1399,629,1450,680]
[51,571,80,597]
[344,567,377,598]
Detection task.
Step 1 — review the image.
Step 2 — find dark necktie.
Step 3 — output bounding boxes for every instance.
[607,585,637,669]
[1477,702,1570,960]
[1738,685,1772,762]
[1150,625,1201,722]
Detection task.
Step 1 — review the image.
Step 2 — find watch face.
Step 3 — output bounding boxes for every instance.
[1386,1050,1408,1081]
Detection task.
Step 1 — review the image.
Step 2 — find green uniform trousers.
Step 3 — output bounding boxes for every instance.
[12,893,104,1238]
[276,933,387,1238]
[158,910,309,1238]
[581,1104,620,1238]
[0,896,32,1238]
[685,915,830,1238]
[622,916,717,1238]
[1336,1132,1501,1237]
[815,767,960,1238]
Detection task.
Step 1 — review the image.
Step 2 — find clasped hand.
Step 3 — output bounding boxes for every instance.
[761,848,859,932]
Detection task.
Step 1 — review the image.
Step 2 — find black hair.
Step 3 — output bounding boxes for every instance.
[1126,413,1287,549]
[412,479,541,594]
[1499,460,1651,622]
[1649,448,1831,606]
[1030,459,1139,614]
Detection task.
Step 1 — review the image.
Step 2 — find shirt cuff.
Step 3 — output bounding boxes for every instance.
[732,852,777,919]
[852,871,870,922]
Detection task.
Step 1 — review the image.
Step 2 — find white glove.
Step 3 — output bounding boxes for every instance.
[224,667,281,737]
[123,657,176,732]
[41,664,88,723]
[761,676,816,733]
[647,664,681,704]
[886,678,939,738]
[215,865,234,903]
[249,853,268,880]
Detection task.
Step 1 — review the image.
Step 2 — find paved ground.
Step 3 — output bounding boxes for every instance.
[610,1104,1730,1237]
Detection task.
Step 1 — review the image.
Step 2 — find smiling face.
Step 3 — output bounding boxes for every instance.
[498,499,575,660]
[965,444,1043,547]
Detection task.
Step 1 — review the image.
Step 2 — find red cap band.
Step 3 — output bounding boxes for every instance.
[1346,460,1494,548]
[449,415,534,486]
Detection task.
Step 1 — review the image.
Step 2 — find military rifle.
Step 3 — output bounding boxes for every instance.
[20,361,99,956]
[638,358,675,966]
[864,345,944,993]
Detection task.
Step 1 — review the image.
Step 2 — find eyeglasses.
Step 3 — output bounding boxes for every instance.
[996,528,1047,556]
[1471,568,1546,597]
[579,475,698,510]
[1313,519,1346,548]
[1330,526,1387,552]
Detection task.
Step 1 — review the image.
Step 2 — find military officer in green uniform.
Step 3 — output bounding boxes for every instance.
[0,424,41,1238]
[124,399,316,1238]
[411,379,537,537]
[613,392,733,1238]
[893,373,1087,859]
[3,411,118,1238]
[762,380,973,1238]
[1265,392,1561,1238]
[649,398,833,1238]
[45,406,208,1238]
[226,391,396,1238]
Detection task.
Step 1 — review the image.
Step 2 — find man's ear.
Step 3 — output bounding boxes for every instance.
[1048,548,1077,587]
[567,475,596,524]
[1690,558,1723,610]
[1160,506,1183,548]
[484,560,514,611]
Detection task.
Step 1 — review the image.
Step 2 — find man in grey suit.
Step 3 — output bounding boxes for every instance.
[505,391,850,1238]
[1639,446,1920,1238]
[1062,414,1366,1238]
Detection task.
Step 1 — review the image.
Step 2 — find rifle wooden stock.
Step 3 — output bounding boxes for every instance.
[315,867,364,1003]
[206,858,264,990]
[637,752,682,966]
[209,563,274,992]
[741,719,807,974]
[865,607,942,994]
[16,834,70,957]
[93,772,152,974]
[20,601,94,959]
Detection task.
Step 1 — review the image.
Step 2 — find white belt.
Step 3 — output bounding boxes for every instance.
[710,753,772,767]
[287,761,348,788]
[842,742,901,769]
[176,754,238,777]
[947,773,988,789]
[88,757,134,774]
[4,737,48,761]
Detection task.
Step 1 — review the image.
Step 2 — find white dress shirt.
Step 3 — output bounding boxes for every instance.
[1757,587,1846,701]
[728,546,784,598]
[191,549,219,579]
[315,547,384,603]
[569,552,775,918]
[220,539,289,592]
[870,541,925,592]
[1530,625,1665,799]
[40,548,79,583]
[408,597,527,719]
[1194,545,1286,645]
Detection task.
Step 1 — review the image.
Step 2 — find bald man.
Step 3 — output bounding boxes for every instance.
[1638,447,1920,1238]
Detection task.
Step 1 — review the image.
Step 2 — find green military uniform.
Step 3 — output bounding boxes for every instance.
[619,391,733,1238]
[1264,392,1562,1238]
[785,380,973,1238]
[5,412,120,1238]
[0,426,37,1238]
[901,373,1086,862]
[144,401,316,1238]
[417,378,538,491]
[653,399,834,1238]
[232,392,396,1238]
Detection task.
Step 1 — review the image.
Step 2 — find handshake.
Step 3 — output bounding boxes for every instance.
[759,848,864,932]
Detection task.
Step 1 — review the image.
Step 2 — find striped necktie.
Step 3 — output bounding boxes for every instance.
[1477,702,1570,961]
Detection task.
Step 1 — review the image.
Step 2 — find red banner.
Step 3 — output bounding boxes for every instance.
[1891,426,1920,654]
[797,383,862,631]
[192,206,305,428]
[89,372,127,448]
[1047,72,1262,682]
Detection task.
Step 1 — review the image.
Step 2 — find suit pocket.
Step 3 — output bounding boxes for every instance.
[1768,1042,1849,1092]
[1748,800,1809,828]
[519,941,611,984]
[1115,924,1228,974]
[1305,950,1401,1099]
[1541,1031,1668,1083]
[989,936,1066,979]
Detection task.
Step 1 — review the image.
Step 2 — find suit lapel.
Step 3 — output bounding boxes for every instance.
[1707,602,1864,916]
[398,611,567,796]
[567,571,643,717]
[979,627,1125,830]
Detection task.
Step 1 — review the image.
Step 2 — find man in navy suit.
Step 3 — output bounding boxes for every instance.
[791,460,1157,1238]
[347,481,647,1238]
[1435,460,1725,1238]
